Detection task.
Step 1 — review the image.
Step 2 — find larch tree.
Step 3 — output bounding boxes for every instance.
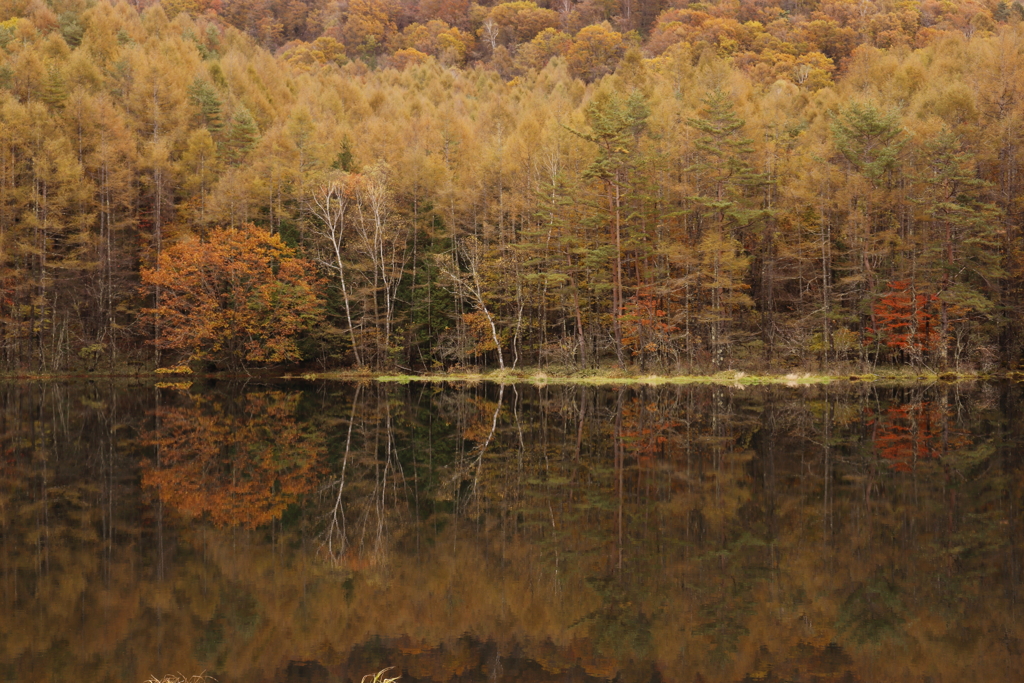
[696,228,753,367]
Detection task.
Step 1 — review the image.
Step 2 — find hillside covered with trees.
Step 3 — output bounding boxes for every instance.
[2,0,1024,372]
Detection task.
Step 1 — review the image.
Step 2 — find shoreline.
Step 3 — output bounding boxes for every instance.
[0,367,1018,386]
[322,368,1002,386]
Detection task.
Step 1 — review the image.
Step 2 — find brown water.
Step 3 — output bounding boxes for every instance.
[1,380,1021,683]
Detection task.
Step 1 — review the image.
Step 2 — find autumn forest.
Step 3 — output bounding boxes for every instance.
[3,0,1024,372]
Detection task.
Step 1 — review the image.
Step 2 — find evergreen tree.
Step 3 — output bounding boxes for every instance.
[41,69,68,109]
[829,102,910,359]
[187,77,224,134]
[914,131,1003,367]
[568,87,651,365]
[224,106,260,166]
[687,90,758,200]
[686,88,766,239]
[684,89,764,364]
[830,103,906,189]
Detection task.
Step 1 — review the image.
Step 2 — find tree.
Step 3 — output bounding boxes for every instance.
[830,102,910,358]
[686,88,764,236]
[187,76,224,134]
[141,223,324,369]
[436,236,505,369]
[566,23,625,82]
[177,127,220,228]
[283,36,348,71]
[482,2,560,47]
[305,171,363,365]
[353,163,409,367]
[339,0,397,58]
[912,130,1002,367]
[514,27,571,72]
[867,280,941,365]
[696,229,752,367]
[567,87,651,365]
[831,103,907,187]
[223,106,260,165]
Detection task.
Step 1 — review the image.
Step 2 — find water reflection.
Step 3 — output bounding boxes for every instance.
[144,390,324,529]
[0,380,1021,682]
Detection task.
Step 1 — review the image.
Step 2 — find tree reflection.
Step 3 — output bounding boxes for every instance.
[317,383,413,569]
[2,381,1023,683]
[867,394,972,472]
[143,391,324,529]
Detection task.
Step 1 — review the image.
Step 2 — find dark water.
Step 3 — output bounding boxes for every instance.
[1,379,1022,683]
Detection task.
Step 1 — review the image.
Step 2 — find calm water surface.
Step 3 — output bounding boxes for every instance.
[1,379,1022,683]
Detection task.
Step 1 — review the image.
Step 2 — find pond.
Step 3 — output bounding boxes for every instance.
[1,379,1021,682]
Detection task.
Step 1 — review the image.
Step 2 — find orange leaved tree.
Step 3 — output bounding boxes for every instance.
[142,224,324,369]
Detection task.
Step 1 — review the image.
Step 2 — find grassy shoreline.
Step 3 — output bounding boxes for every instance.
[0,367,1016,386]
[309,367,1011,386]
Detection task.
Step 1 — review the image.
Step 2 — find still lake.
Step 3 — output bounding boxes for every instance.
[1,379,1022,683]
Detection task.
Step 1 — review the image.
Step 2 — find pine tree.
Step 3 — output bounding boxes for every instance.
[223,106,260,166]
[686,88,764,233]
[41,69,68,109]
[682,89,764,366]
[830,103,906,189]
[567,87,651,365]
[913,130,1002,367]
[829,102,909,361]
[187,77,224,134]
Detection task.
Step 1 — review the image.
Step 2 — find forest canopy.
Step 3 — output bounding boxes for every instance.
[1,0,1024,372]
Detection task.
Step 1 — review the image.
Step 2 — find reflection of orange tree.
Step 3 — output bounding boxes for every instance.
[143,391,324,529]
[867,399,970,473]
[619,392,683,469]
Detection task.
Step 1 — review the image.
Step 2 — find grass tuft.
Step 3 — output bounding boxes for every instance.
[154,365,193,375]
[145,674,216,683]
[362,668,401,683]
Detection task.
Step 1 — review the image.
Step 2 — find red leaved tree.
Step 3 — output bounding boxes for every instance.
[868,280,941,364]
[142,224,324,369]
[621,286,680,370]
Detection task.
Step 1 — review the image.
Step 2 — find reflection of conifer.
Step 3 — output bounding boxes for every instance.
[224,106,260,165]
[187,78,223,133]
